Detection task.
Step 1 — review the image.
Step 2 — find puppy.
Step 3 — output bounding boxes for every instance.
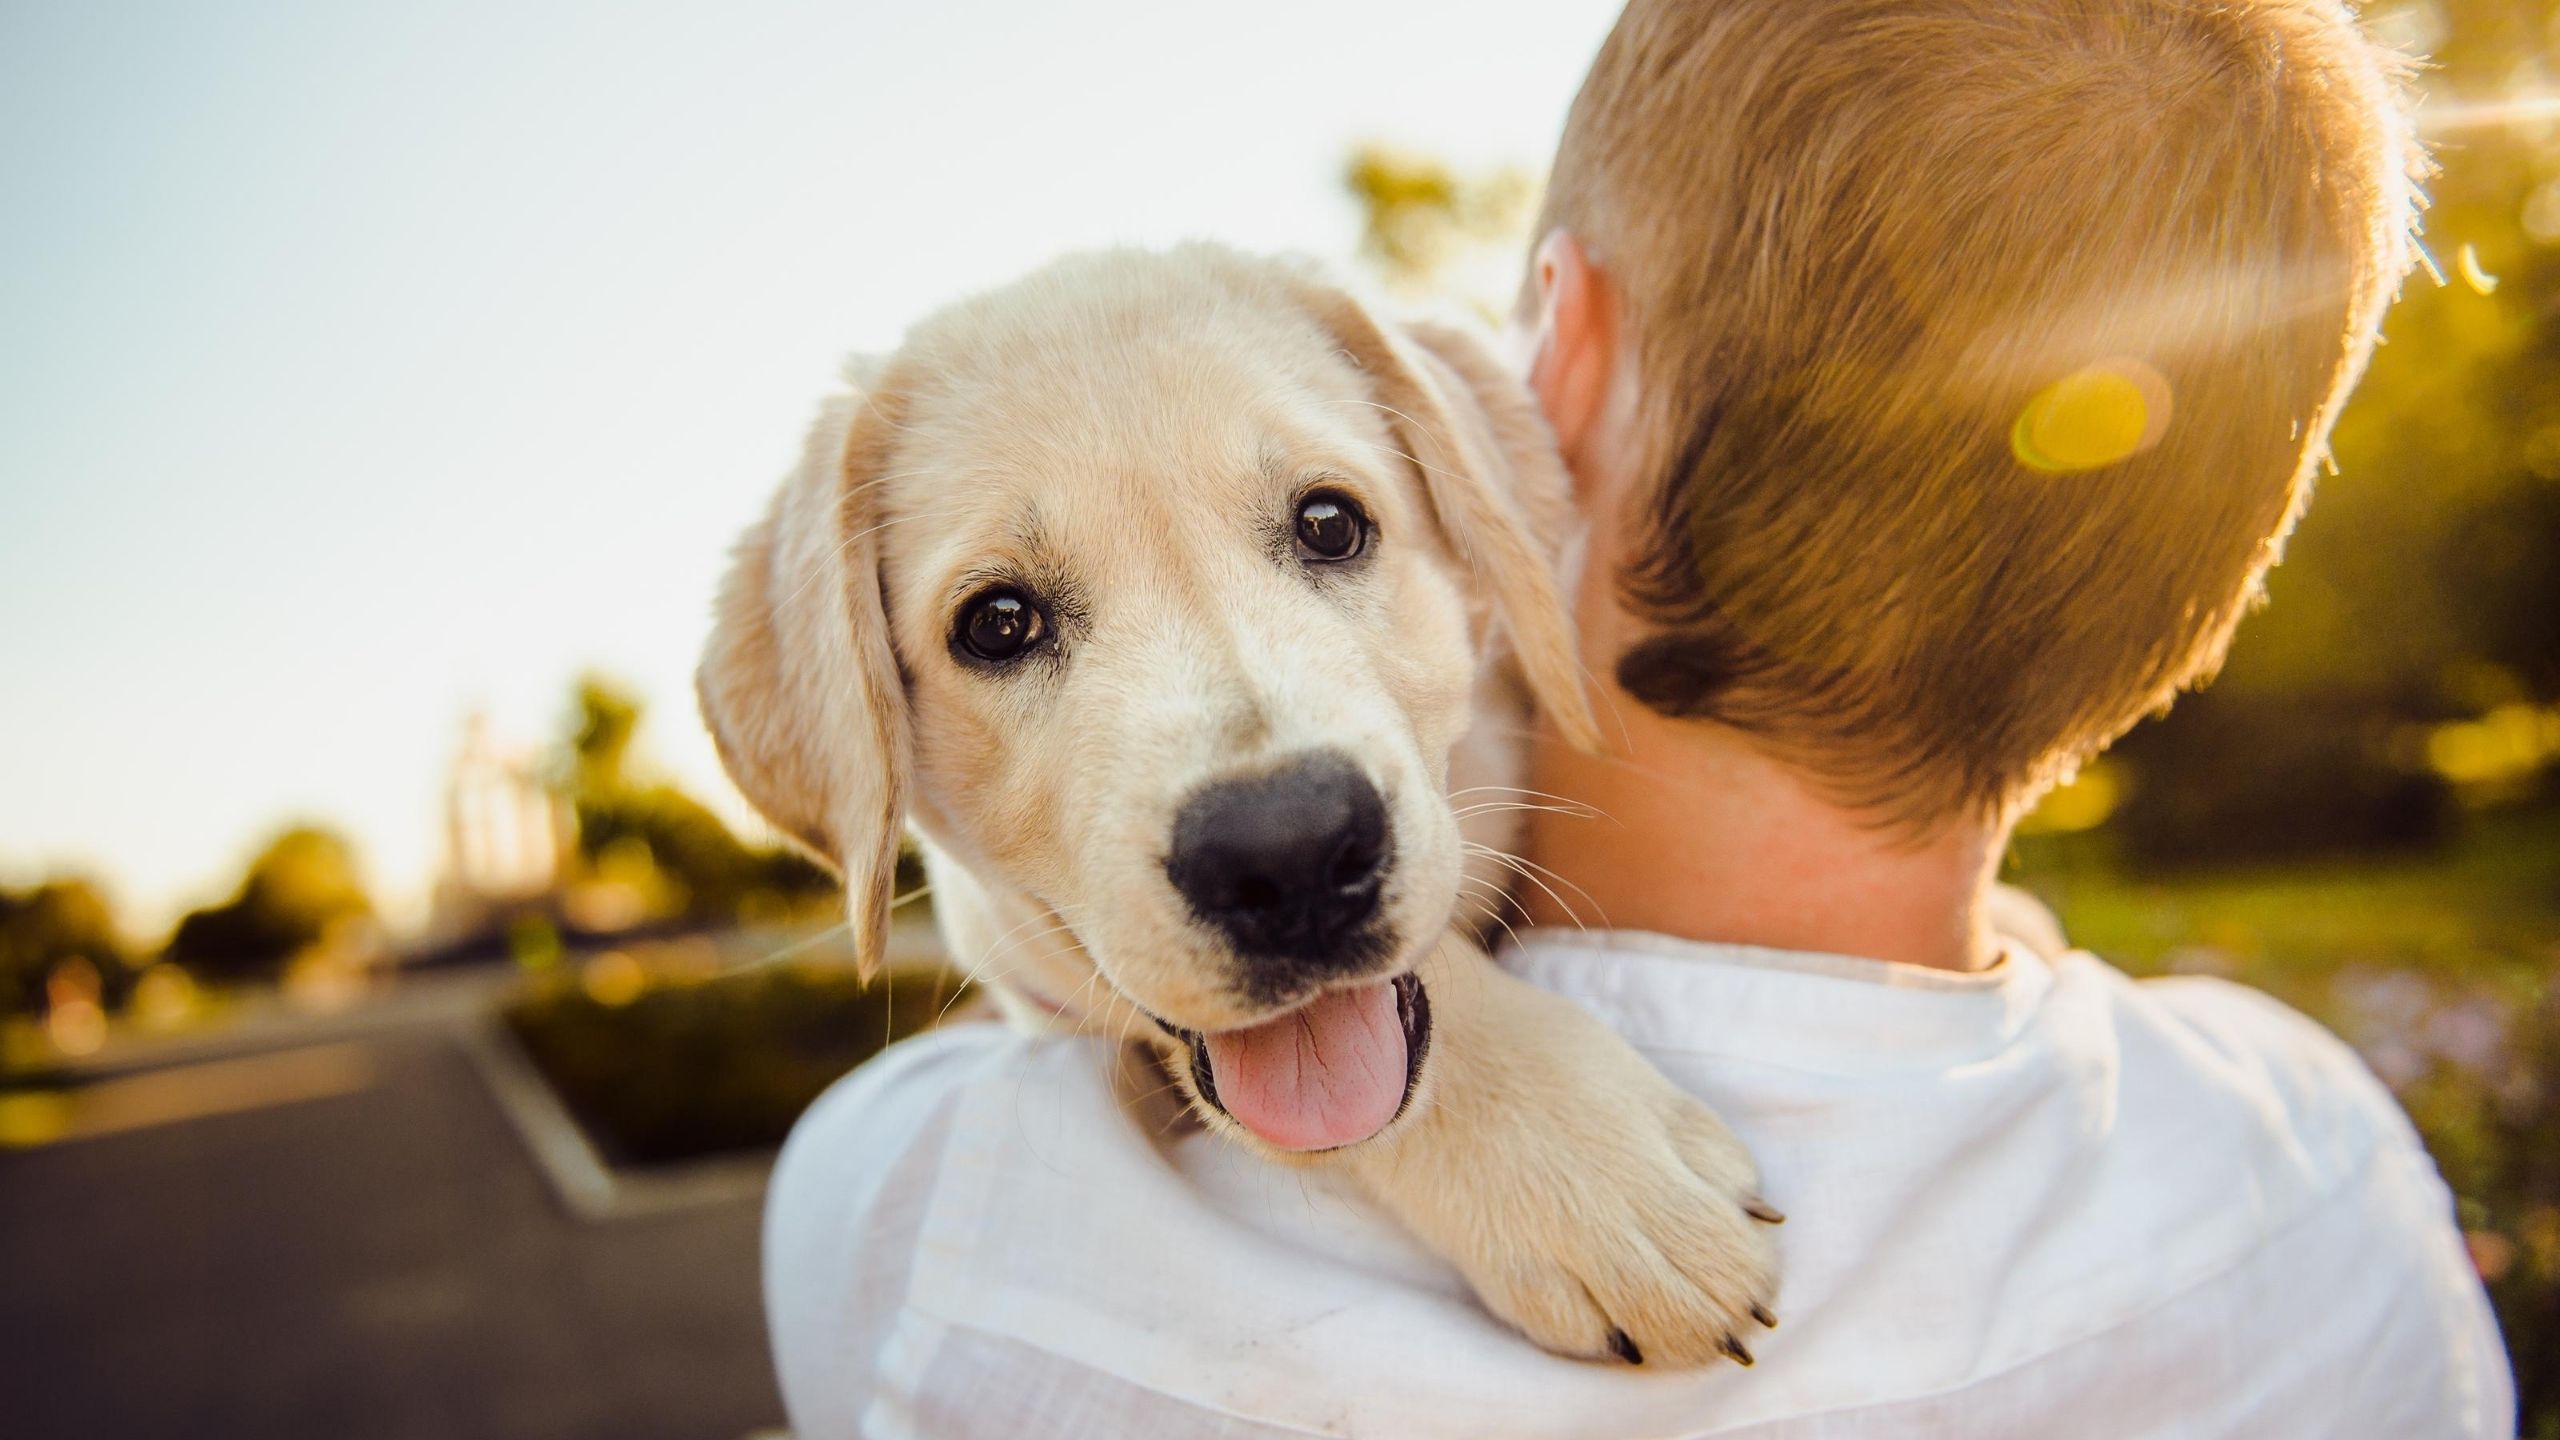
[700,244,1780,1367]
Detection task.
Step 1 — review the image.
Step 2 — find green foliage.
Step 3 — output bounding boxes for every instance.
[162,826,372,984]
[504,959,963,1165]
[0,878,132,1018]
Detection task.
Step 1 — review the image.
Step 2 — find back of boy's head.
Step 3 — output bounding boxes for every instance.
[1537,0,2422,824]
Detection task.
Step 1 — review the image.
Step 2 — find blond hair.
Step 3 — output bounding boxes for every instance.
[1538,0,2423,821]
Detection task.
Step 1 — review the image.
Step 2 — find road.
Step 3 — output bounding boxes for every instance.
[0,1012,785,1440]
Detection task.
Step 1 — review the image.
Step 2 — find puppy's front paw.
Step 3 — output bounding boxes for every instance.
[1347,960,1783,1368]
[1461,1086,1782,1367]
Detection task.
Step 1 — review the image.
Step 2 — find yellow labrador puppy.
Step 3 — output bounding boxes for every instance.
[699,244,1781,1367]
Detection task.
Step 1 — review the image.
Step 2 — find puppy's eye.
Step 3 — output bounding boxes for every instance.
[957,588,1046,663]
[1293,490,1369,563]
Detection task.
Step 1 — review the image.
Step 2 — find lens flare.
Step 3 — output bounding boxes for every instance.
[2011,360,2172,474]
[2457,244,2500,296]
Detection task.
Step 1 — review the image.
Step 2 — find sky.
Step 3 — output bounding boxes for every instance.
[0,0,1625,931]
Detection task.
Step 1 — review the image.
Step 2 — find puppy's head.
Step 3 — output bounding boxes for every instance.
[701,247,1592,1148]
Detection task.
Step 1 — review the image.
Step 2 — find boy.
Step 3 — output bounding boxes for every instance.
[764,2,2514,1434]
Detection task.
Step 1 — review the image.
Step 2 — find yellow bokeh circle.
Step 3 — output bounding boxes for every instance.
[2012,361,2172,473]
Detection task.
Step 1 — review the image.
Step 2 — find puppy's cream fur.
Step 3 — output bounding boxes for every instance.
[700,245,1779,1366]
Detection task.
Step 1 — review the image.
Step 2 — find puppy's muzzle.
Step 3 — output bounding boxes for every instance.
[1165,750,1394,997]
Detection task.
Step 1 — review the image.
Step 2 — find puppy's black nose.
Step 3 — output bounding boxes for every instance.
[1167,752,1391,965]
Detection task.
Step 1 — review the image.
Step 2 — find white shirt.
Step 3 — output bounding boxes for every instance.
[764,928,2514,1439]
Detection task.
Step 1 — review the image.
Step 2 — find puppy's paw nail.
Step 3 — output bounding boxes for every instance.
[1607,1328,1644,1366]
[1751,1303,1779,1330]
[1720,1335,1755,1367]
[1743,1197,1786,1225]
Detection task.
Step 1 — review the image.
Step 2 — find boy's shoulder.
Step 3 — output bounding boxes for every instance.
[2094,962,2428,1162]
[766,961,2513,1439]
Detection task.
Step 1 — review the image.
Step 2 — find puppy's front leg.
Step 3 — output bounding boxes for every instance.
[1340,936,1783,1367]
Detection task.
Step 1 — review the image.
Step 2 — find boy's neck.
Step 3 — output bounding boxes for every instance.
[1511,307,2006,972]
[1516,703,2007,973]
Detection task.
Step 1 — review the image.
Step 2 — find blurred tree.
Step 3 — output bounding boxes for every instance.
[1344,144,1538,310]
[163,826,374,984]
[558,676,838,928]
[0,877,133,1018]
[2223,0,2560,711]
[2109,691,2458,868]
[570,675,641,797]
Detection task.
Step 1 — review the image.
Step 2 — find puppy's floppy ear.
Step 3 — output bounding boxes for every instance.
[1289,279,1603,751]
[698,368,913,979]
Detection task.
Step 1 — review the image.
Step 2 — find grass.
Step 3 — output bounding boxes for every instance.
[2008,805,2560,1007]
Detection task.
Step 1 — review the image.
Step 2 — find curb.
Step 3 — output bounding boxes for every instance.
[456,1018,774,1222]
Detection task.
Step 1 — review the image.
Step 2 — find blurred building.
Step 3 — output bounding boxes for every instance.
[427,712,570,945]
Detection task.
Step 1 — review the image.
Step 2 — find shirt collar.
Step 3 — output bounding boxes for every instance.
[1500,927,2059,1073]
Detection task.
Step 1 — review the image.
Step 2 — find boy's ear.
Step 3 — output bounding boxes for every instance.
[1284,274,1603,752]
[697,365,914,979]
[1524,229,1619,472]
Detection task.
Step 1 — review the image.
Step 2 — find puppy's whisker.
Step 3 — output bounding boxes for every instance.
[1453,886,1529,955]
[1339,400,1468,484]
[1334,403,1490,534]
[1448,783,1613,820]
[1158,1098,1211,1141]
[930,958,1011,1028]
[939,956,1072,1028]
[1452,800,1599,822]
[972,919,1083,982]
[965,910,1061,971]
[1464,891,1515,948]
[943,908,1088,1013]
[1491,848,1606,920]
[1064,966,1116,1033]
[719,919,854,977]
[1464,842,1600,932]
[1124,1077,1189,1108]
[1471,853,1597,934]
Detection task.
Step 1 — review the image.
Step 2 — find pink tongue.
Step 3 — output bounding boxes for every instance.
[1202,981,1407,1151]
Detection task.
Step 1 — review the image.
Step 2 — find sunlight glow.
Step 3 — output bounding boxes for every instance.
[2418,94,2560,134]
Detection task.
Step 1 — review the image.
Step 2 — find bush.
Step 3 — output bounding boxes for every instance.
[503,958,967,1167]
[164,826,373,984]
[2109,689,2455,871]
